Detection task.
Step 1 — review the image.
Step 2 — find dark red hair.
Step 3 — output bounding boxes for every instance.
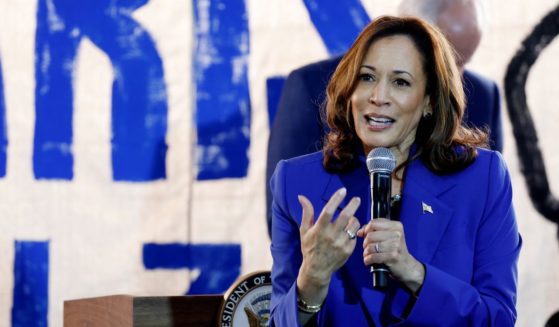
[323,15,487,174]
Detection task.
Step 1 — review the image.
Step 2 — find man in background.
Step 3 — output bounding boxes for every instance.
[265,0,503,237]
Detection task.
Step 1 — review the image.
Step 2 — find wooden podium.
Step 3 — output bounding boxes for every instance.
[64,295,224,327]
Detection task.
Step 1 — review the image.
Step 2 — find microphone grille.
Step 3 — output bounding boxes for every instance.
[366,147,396,173]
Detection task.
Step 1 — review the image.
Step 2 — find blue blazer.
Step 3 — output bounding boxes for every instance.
[266,56,503,237]
[269,149,521,326]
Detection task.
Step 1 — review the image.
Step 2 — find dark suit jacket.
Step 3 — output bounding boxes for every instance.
[266,56,503,237]
[269,149,520,326]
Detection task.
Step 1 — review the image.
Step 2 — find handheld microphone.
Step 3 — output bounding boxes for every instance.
[366,147,396,289]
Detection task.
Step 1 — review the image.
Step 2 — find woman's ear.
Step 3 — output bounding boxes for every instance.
[422,97,432,118]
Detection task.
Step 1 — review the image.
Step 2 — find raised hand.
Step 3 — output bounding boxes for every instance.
[296,188,361,306]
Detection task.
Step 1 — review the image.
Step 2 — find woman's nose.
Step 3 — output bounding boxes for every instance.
[368,82,388,106]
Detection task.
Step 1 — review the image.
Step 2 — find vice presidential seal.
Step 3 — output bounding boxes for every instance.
[220,271,272,327]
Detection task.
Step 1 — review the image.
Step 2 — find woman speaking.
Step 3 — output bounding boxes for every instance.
[269,16,521,326]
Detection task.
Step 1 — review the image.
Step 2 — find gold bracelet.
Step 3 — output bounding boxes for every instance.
[296,296,322,314]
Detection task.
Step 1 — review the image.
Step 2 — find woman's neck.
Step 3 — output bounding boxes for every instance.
[389,144,411,197]
[362,140,413,169]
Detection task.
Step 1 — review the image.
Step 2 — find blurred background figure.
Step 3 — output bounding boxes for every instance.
[266,0,503,237]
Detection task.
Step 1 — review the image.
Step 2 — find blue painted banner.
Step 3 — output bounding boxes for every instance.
[1,1,375,325]
[303,0,369,56]
[34,0,168,181]
[0,60,6,177]
[12,241,49,327]
[192,0,251,180]
[143,243,241,295]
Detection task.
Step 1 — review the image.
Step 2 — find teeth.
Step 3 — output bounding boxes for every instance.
[366,116,394,125]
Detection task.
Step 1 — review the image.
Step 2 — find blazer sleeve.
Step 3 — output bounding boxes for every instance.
[393,152,521,326]
[268,160,306,327]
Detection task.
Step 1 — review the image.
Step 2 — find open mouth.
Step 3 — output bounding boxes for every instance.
[365,115,395,127]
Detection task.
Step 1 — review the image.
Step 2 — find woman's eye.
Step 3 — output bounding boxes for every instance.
[359,73,374,82]
[394,78,410,87]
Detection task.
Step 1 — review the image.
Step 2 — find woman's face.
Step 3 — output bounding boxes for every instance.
[351,34,430,159]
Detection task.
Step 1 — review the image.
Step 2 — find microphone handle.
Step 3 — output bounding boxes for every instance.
[371,171,391,289]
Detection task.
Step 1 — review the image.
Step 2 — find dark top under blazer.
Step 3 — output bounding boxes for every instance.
[269,149,520,326]
[265,56,503,237]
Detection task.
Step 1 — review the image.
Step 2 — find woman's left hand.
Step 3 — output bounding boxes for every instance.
[357,218,425,294]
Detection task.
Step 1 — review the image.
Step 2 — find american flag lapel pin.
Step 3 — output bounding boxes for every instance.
[422,202,433,214]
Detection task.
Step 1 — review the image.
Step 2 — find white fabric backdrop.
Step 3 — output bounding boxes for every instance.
[0,0,557,325]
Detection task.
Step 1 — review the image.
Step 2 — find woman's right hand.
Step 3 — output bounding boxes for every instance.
[296,187,361,306]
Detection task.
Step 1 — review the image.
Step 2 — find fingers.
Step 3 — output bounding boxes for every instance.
[363,249,395,266]
[298,195,314,234]
[299,188,361,235]
[344,216,361,240]
[334,196,361,232]
[363,230,402,245]
[316,188,347,227]
[356,218,396,238]
[366,218,392,230]
[360,220,407,267]
[363,237,399,256]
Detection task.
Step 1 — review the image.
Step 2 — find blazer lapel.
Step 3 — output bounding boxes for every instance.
[400,160,456,264]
